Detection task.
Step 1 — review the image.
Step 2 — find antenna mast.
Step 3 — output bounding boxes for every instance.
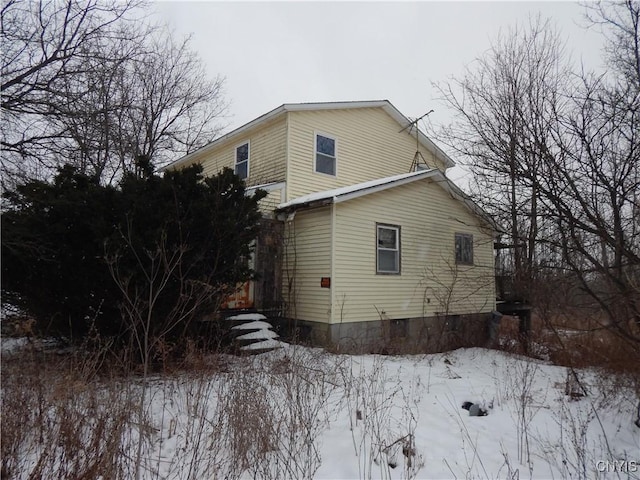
[399,109,434,172]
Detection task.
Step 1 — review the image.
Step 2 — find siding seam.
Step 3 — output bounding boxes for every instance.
[330,203,336,324]
[285,112,290,202]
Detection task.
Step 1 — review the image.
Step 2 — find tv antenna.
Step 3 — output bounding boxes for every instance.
[399,109,434,172]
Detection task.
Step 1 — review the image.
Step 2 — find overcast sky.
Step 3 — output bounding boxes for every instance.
[152,1,606,179]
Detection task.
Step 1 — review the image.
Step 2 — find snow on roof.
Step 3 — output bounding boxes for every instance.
[277,169,502,233]
[277,169,438,210]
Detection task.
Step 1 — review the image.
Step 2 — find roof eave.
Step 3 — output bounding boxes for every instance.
[276,170,437,212]
[334,169,439,204]
[161,104,288,172]
[163,99,456,172]
[379,103,455,169]
[436,174,503,233]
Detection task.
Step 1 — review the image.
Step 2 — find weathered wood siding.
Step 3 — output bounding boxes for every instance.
[253,219,284,311]
[330,178,495,324]
[286,108,446,201]
[282,206,332,323]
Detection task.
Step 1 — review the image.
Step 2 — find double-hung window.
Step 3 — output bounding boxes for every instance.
[235,142,249,179]
[377,224,400,274]
[455,233,474,265]
[315,133,336,176]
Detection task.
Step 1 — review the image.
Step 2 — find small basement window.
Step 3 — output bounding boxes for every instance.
[235,142,249,179]
[315,133,336,176]
[391,318,408,338]
[377,224,400,274]
[455,233,474,265]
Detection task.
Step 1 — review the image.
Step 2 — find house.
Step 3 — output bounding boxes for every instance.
[167,100,498,352]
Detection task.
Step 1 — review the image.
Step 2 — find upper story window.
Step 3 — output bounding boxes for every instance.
[455,233,474,265]
[315,133,336,176]
[235,142,249,179]
[377,224,400,274]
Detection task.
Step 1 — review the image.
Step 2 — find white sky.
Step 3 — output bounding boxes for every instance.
[152,1,606,180]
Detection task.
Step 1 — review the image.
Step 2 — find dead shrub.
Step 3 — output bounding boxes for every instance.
[1,349,139,480]
[497,312,640,376]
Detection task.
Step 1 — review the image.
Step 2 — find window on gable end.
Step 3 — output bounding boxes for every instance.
[235,142,249,179]
[315,133,336,176]
[455,233,474,265]
[377,224,400,274]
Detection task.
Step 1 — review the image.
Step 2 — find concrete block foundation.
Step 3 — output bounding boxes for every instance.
[273,312,493,354]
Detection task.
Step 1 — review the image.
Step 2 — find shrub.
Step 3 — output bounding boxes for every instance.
[1,163,265,344]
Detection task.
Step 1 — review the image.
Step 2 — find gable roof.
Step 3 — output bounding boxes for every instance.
[165,100,455,171]
[276,168,501,233]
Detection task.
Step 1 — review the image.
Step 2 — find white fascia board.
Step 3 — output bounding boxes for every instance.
[282,100,389,112]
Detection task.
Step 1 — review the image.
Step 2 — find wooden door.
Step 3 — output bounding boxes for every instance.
[221,280,254,310]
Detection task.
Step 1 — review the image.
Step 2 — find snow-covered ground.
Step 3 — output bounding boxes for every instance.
[2,338,639,479]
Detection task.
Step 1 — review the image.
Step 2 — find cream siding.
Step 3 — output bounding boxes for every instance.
[331,179,495,324]
[254,186,284,217]
[282,206,332,323]
[286,108,445,200]
[181,116,287,188]
[167,103,496,325]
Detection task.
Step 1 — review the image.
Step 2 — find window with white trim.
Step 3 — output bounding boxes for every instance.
[455,233,474,265]
[377,224,400,274]
[235,142,249,179]
[314,133,336,176]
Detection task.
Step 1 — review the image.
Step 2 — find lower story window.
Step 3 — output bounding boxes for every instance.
[377,224,400,274]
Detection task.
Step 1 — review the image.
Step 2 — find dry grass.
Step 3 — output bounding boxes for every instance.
[1,346,140,479]
[497,312,640,378]
[0,342,343,480]
[3,309,638,479]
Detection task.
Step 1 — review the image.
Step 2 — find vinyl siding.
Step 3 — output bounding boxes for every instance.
[282,206,332,323]
[182,116,287,187]
[257,186,285,217]
[330,178,495,324]
[286,108,445,200]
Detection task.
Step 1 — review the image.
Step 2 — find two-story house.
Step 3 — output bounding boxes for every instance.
[167,100,498,352]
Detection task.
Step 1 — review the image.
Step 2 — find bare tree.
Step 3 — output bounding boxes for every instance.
[434,16,570,303]
[46,29,226,184]
[1,0,226,185]
[120,32,226,173]
[435,3,640,344]
[537,1,640,342]
[1,0,141,179]
[585,0,640,88]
